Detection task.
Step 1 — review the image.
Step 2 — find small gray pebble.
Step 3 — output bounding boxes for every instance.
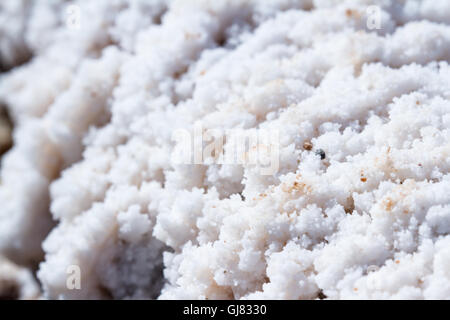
[315,149,326,160]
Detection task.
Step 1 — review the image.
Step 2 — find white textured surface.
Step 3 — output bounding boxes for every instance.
[0,0,450,299]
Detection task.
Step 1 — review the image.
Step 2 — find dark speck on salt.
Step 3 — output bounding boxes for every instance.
[315,149,326,160]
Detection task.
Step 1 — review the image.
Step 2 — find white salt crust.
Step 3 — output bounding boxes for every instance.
[0,0,450,299]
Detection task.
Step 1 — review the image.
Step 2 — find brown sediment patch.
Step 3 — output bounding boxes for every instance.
[382,197,394,212]
[0,279,19,300]
[0,106,13,159]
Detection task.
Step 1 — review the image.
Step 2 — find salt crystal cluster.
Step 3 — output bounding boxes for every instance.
[0,0,450,299]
